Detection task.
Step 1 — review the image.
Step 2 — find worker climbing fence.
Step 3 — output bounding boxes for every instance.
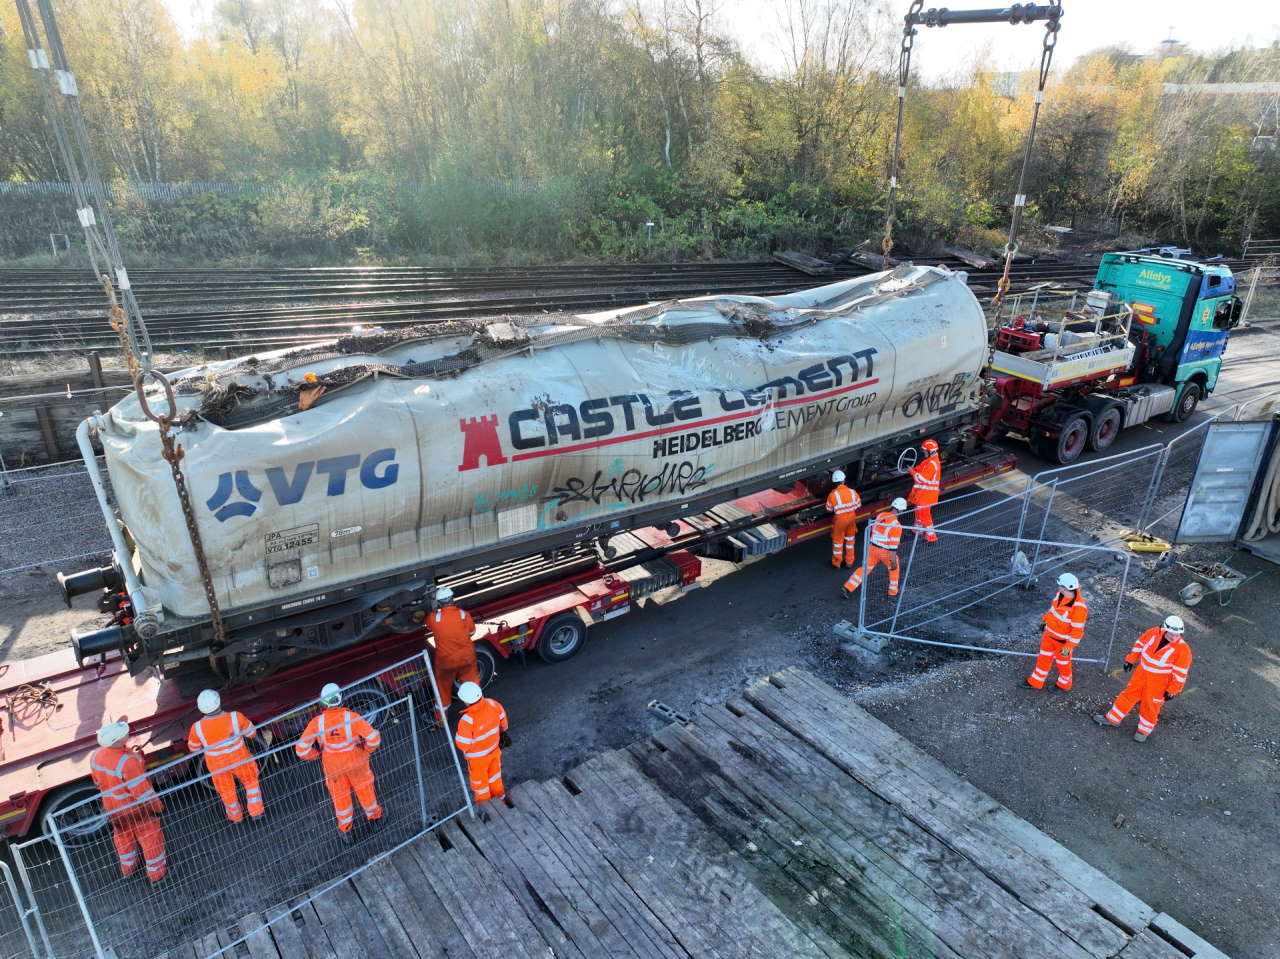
[854,523,1135,671]
[0,457,111,574]
[29,651,472,959]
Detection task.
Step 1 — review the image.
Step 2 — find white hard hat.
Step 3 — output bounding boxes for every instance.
[435,586,454,604]
[1163,614,1185,634]
[891,497,908,512]
[831,470,846,483]
[97,720,129,748]
[457,681,482,705]
[197,689,221,714]
[1057,572,1079,591]
[320,682,342,706]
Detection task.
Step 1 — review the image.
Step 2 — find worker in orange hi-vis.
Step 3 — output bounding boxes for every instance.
[296,684,383,839]
[1025,573,1089,691]
[453,682,510,803]
[1095,615,1193,742]
[907,438,942,542]
[825,469,862,568]
[90,721,167,883]
[187,689,264,823]
[426,585,480,720]
[841,498,906,598]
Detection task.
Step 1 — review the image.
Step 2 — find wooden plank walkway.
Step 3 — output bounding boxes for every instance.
[178,667,1230,959]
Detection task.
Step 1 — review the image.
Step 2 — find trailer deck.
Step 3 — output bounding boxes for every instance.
[171,667,1229,959]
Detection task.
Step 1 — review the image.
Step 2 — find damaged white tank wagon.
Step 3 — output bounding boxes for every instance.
[88,264,987,631]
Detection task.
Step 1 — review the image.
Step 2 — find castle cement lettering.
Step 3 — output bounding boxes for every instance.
[552,460,711,507]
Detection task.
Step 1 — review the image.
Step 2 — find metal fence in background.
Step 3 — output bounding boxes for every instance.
[0,861,40,959]
[855,523,1135,672]
[0,457,112,574]
[1239,261,1280,324]
[16,651,472,959]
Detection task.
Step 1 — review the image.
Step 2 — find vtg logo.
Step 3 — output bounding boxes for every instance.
[205,448,399,522]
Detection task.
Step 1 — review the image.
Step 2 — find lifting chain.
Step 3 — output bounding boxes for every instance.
[135,370,228,652]
[881,0,924,268]
[993,1,1062,309]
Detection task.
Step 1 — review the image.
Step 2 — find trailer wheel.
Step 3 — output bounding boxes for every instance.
[1168,382,1202,423]
[40,781,108,845]
[475,644,497,687]
[536,613,588,664]
[345,682,393,726]
[1052,415,1089,465]
[1087,405,1123,452]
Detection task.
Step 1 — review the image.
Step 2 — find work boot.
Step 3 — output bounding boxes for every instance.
[839,588,853,600]
[1093,714,1114,727]
[1022,679,1040,690]
[339,828,355,846]
[1133,732,1149,743]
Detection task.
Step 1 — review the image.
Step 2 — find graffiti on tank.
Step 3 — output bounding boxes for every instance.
[901,374,967,419]
[474,482,540,514]
[552,460,712,507]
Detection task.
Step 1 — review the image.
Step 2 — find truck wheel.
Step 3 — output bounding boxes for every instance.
[536,613,588,664]
[475,644,497,687]
[1052,415,1089,465]
[1168,383,1202,423]
[40,781,108,845]
[1087,406,1123,452]
[345,682,393,726]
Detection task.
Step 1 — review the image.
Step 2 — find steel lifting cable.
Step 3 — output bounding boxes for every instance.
[19,0,227,650]
[993,2,1062,308]
[881,0,924,269]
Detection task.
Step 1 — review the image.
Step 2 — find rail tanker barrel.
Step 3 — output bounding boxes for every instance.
[91,265,987,649]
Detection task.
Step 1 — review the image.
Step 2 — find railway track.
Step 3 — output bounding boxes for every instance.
[0,255,1247,357]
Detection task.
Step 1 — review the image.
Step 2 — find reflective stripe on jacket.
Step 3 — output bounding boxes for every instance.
[909,455,942,505]
[825,485,861,515]
[454,698,508,760]
[90,746,159,813]
[1042,592,1088,644]
[1126,628,1193,694]
[428,605,477,666]
[869,511,902,550]
[187,711,256,759]
[295,708,381,759]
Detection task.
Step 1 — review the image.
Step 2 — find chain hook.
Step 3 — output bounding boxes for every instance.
[134,368,179,426]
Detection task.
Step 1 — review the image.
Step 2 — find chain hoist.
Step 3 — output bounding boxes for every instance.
[879,2,1064,293]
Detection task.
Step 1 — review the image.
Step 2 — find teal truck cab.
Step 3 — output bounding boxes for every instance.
[982,253,1243,464]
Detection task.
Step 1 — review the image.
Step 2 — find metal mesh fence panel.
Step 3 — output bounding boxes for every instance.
[46,652,471,959]
[855,524,1133,671]
[1144,410,1237,542]
[0,459,111,574]
[9,836,91,959]
[0,860,40,959]
[1236,389,1280,422]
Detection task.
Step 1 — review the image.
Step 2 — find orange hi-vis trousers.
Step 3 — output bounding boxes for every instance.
[830,513,859,567]
[211,758,263,822]
[843,545,899,596]
[324,751,382,833]
[466,751,506,802]
[1028,633,1075,690]
[1105,671,1169,737]
[111,811,166,883]
[911,505,937,541]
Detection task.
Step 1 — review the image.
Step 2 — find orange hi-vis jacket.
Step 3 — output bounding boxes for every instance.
[296,707,382,769]
[1126,629,1192,696]
[454,698,508,760]
[826,484,861,516]
[1042,592,1088,646]
[908,454,942,507]
[869,511,903,550]
[428,605,477,666]
[90,746,161,816]
[187,711,256,766]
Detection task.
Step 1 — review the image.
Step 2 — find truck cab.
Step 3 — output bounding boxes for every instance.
[1093,252,1242,421]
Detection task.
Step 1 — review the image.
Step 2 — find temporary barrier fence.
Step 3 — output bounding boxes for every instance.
[0,457,111,574]
[1144,409,1240,542]
[0,860,40,959]
[8,835,89,959]
[1235,388,1280,422]
[34,650,471,959]
[855,523,1134,672]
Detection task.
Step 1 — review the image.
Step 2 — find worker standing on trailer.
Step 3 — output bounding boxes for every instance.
[841,498,907,598]
[187,690,264,823]
[426,586,480,719]
[90,721,167,883]
[1094,616,1193,742]
[907,439,942,542]
[453,682,510,803]
[296,683,383,838]
[825,470,862,567]
[1025,573,1088,691]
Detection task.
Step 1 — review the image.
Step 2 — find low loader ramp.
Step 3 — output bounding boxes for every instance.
[174,668,1228,958]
